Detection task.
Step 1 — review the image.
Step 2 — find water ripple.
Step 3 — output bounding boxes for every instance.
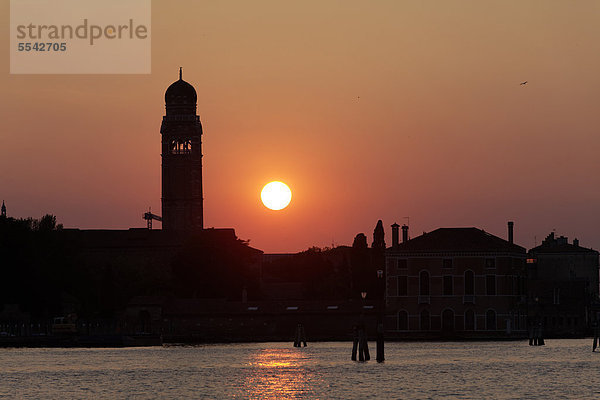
[0,340,599,399]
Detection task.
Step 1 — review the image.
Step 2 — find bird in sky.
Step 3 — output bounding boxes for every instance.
[520,81,528,85]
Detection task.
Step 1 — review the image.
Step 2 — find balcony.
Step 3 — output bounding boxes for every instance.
[463,295,475,304]
[418,295,430,304]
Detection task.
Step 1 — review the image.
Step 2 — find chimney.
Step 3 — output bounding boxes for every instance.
[573,238,579,247]
[508,221,514,244]
[401,224,409,243]
[391,223,400,248]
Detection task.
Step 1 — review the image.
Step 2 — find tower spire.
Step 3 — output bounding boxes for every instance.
[179,67,182,80]
[1,200,6,217]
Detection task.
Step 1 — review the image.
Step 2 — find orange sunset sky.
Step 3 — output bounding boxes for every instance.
[1,1,600,252]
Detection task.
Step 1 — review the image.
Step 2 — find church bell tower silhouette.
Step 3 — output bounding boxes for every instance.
[160,68,203,231]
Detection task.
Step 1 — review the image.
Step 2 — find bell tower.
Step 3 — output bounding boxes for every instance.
[160,68,203,231]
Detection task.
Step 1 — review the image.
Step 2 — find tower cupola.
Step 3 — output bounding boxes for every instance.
[164,67,197,115]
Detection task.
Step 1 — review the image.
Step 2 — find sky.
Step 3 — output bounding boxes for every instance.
[1,0,600,253]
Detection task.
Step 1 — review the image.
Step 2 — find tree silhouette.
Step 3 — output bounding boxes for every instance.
[171,231,261,300]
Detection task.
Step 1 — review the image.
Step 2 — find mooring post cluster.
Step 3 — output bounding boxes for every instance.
[351,322,370,361]
[528,322,545,346]
[293,323,307,347]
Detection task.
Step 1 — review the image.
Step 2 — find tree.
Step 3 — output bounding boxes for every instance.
[372,220,386,251]
[171,231,261,300]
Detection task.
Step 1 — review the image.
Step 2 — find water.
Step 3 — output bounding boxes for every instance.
[1,340,599,399]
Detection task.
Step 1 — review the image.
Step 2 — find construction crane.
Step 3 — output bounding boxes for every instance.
[143,207,162,230]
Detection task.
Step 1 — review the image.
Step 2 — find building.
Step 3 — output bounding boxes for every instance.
[527,233,599,337]
[385,223,527,338]
[35,71,261,320]
[161,68,204,231]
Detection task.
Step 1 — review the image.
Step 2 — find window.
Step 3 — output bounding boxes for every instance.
[553,288,560,305]
[398,311,408,331]
[442,309,454,332]
[443,259,453,269]
[443,276,453,296]
[464,270,474,295]
[465,309,475,330]
[170,138,192,154]
[485,258,496,269]
[419,271,430,295]
[398,259,407,269]
[513,257,524,267]
[486,309,497,330]
[420,309,430,331]
[397,276,408,296]
[486,275,496,295]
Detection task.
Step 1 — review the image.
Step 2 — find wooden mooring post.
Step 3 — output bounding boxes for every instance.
[351,325,359,361]
[376,321,385,362]
[592,321,599,352]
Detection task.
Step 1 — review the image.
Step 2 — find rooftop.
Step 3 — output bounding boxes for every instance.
[388,227,525,254]
[529,232,597,254]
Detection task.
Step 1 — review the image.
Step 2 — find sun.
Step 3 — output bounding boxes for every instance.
[261,181,292,211]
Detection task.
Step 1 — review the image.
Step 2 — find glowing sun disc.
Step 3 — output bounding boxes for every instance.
[261,181,292,210]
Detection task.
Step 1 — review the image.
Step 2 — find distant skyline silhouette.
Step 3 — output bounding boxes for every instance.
[1,1,600,252]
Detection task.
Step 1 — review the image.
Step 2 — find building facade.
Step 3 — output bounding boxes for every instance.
[385,225,527,338]
[527,233,599,337]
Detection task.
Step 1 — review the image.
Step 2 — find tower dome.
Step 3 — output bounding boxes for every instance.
[165,67,197,114]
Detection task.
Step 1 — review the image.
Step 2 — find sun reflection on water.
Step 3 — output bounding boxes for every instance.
[242,348,318,399]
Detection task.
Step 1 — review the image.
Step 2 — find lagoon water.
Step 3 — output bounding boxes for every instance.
[1,340,599,399]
